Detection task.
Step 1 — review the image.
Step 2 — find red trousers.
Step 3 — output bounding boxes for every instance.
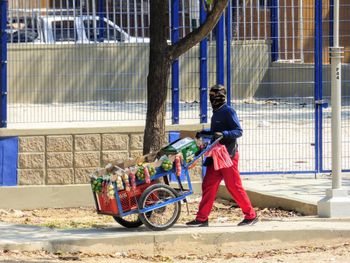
[196,152,256,221]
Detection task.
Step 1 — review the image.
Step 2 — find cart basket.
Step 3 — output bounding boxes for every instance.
[95,182,153,216]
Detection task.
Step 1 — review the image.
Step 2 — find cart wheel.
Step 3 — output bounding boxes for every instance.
[113,215,143,228]
[138,183,181,231]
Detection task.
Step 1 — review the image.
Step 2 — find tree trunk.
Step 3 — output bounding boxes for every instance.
[143,0,171,154]
[143,56,171,154]
[143,0,228,155]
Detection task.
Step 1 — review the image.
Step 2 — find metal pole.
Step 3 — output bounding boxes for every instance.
[0,0,8,128]
[270,0,278,62]
[264,0,267,39]
[134,0,138,38]
[330,0,343,189]
[92,0,97,41]
[299,0,304,62]
[257,0,260,39]
[181,0,185,37]
[171,0,180,124]
[216,15,225,86]
[98,0,105,42]
[283,0,287,59]
[127,0,130,36]
[291,0,295,61]
[236,0,239,40]
[105,0,110,40]
[318,0,350,219]
[226,0,231,106]
[199,0,207,123]
[329,0,334,48]
[243,0,246,40]
[250,0,252,40]
[140,0,145,38]
[314,0,323,174]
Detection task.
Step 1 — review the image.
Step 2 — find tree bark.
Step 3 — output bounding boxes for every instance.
[169,0,228,60]
[143,0,228,155]
[143,0,171,154]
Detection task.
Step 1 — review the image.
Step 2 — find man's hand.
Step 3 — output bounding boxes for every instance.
[196,130,213,139]
[213,132,223,139]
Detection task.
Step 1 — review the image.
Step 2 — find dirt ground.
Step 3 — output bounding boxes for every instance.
[0,240,349,262]
[0,196,301,229]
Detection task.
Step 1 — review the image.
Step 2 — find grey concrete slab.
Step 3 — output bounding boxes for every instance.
[242,174,350,204]
[217,173,350,215]
[1,218,350,255]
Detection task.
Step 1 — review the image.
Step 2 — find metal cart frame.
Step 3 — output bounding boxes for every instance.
[91,136,221,230]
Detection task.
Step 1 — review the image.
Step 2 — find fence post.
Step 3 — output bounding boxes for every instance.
[317,0,350,218]
[0,0,7,128]
[200,0,208,123]
[171,0,180,124]
[270,0,279,62]
[329,0,334,49]
[314,0,323,173]
[216,15,225,85]
[225,0,231,106]
[329,0,344,190]
[98,0,105,42]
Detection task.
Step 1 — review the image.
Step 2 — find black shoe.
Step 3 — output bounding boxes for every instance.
[186,219,209,227]
[237,217,258,226]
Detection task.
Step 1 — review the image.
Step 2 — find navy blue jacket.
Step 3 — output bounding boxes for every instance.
[203,104,243,156]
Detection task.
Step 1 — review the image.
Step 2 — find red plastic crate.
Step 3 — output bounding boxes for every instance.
[97,183,153,215]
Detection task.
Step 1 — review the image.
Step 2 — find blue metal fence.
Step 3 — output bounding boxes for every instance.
[315,0,324,174]
[0,0,7,128]
[1,0,349,175]
[199,0,208,123]
[171,0,180,124]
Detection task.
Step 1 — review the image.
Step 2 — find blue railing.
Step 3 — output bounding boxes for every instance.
[1,0,349,175]
[0,0,7,128]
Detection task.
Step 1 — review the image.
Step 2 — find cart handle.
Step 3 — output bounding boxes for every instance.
[184,135,223,168]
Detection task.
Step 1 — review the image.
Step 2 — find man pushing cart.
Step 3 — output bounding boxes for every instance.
[186,84,258,227]
[90,85,257,231]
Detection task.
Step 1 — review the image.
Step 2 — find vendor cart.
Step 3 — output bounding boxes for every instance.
[91,136,220,231]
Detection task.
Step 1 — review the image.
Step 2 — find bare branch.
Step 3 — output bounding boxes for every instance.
[168,0,228,61]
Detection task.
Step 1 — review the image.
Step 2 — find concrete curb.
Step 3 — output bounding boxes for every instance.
[0,183,203,209]
[0,124,210,137]
[218,185,317,216]
[1,220,350,255]
[0,185,95,209]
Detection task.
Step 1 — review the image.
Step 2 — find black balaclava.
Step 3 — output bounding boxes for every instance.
[209,84,227,111]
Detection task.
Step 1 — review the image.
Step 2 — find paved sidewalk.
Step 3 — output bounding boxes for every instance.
[217,173,350,215]
[1,217,350,255]
[1,173,350,255]
[242,173,350,205]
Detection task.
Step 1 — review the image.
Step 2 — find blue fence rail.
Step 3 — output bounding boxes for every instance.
[0,0,7,128]
[1,0,349,175]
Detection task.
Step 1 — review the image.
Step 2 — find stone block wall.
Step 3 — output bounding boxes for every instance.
[17,130,203,185]
[18,133,141,185]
